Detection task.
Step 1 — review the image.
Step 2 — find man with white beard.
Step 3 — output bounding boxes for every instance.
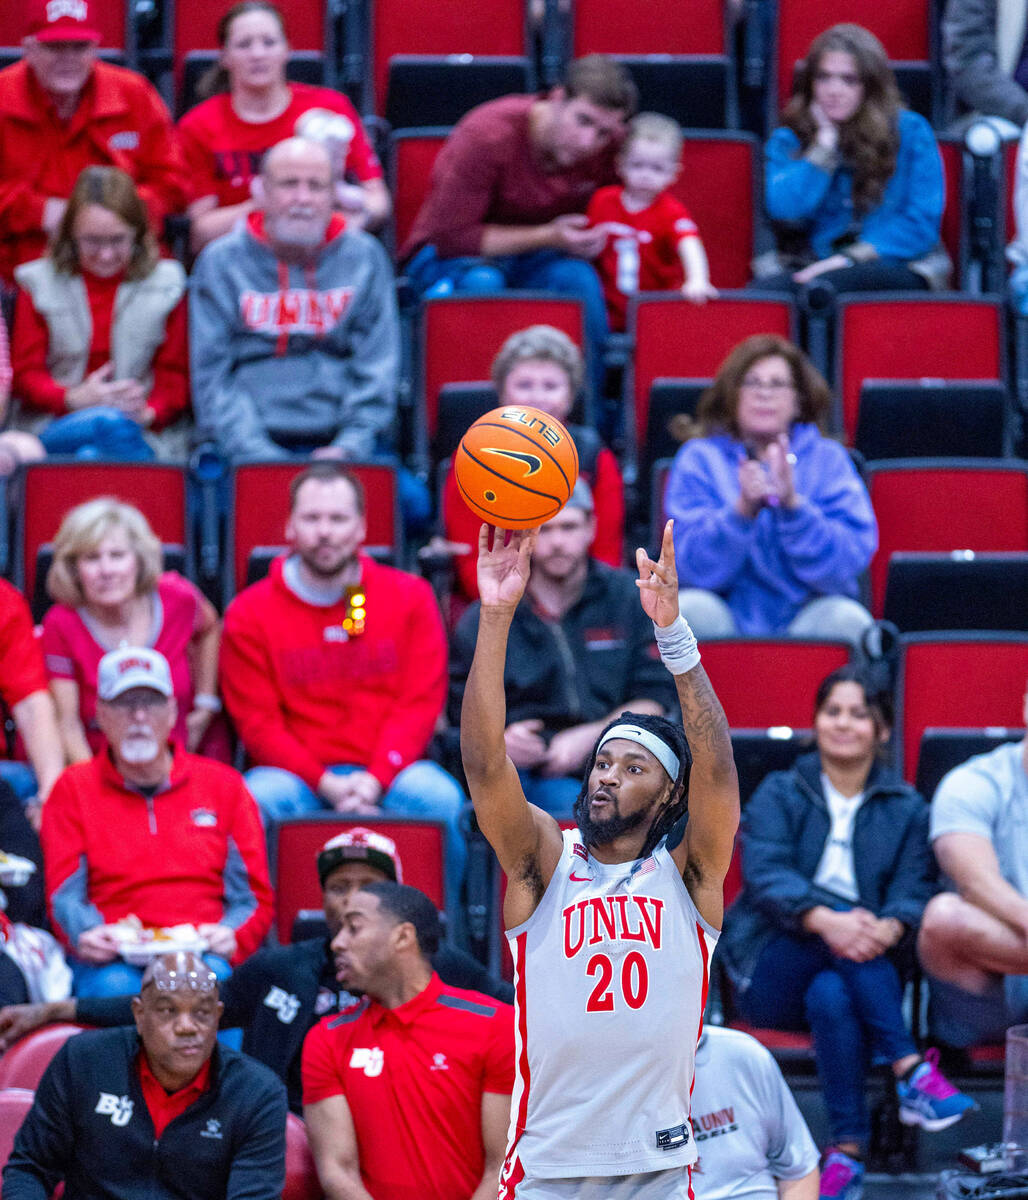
[188,135,399,464]
[40,647,273,998]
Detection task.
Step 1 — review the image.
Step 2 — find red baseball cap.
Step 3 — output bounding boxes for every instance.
[26,0,101,43]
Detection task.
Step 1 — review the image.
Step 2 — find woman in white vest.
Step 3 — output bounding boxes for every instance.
[8,166,189,461]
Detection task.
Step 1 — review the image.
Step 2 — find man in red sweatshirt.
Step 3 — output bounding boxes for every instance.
[42,646,274,999]
[0,0,187,282]
[220,462,466,904]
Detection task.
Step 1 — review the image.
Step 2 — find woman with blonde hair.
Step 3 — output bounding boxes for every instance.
[10,166,189,461]
[42,499,221,762]
[753,23,947,295]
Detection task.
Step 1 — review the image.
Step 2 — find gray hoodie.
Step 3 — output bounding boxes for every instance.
[189,212,399,461]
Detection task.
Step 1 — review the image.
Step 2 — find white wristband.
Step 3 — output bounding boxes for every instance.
[193,693,222,713]
[653,615,700,675]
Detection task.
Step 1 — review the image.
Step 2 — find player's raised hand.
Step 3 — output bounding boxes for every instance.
[477,524,538,609]
[636,519,680,628]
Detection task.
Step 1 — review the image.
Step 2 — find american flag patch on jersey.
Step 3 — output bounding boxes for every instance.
[636,857,657,876]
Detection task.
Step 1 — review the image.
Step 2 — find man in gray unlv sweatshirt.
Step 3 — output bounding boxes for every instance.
[189,137,398,462]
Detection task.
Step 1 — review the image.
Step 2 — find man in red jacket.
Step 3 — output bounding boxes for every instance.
[42,646,274,999]
[0,0,187,281]
[220,462,466,904]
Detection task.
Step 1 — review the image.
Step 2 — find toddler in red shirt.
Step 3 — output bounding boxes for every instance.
[587,112,717,331]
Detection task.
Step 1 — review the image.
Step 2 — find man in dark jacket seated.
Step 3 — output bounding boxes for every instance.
[0,829,510,1111]
[2,951,287,1200]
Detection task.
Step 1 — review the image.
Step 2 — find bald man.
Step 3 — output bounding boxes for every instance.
[3,951,287,1200]
[189,135,399,464]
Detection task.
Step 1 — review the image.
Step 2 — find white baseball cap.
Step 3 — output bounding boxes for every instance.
[97,647,173,702]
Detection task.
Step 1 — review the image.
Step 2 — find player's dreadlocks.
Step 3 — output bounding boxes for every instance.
[573,710,693,859]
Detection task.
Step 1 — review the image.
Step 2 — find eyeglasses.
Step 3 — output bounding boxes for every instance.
[106,693,169,711]
[740,376,795,393]
[75,234,134,253]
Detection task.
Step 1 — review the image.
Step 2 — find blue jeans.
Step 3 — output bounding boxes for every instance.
[736,931,917,1146]
[40,407,155,461]
[0,762,38,803]
[405,245,609,409]
[72,953,232,998]
[245,762,468,911]
[517,769,581,816]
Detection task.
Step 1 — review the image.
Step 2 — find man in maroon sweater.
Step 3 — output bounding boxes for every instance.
[403,56,636,398]
[219,462,466,903]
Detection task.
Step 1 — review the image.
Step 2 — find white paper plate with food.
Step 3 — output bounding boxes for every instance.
[110,917,208,966]
[0,850,37,887]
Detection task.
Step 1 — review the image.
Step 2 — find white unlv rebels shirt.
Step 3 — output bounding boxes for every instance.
[500,828,719,1186]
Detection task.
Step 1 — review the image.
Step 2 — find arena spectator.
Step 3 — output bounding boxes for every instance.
[918,686,1028,1051]
[0,828,511,1111]
[0,0,187,283]
[42,499,222,763]
[402,55,637,390]
[11,167,189,462]
[719,666,973,1200]
[190,136,398,465]
[303,882,513,1200]
[449,479,675,814]
[691,1025,819,1199]
[0,578,63,807]
[587,111,717,332]
[664,334,877,642]
[440,325,625,601]
[943,0,1028,134]
[41,647,273,998]
[220,463,467,900]
[1007,121,1028,311]
[752,24,948,298]
[2,951,287,1200]
[178,0,390,252]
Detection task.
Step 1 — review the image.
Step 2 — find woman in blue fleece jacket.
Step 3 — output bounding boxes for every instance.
[752,23,947,295]
[665,334,877,640]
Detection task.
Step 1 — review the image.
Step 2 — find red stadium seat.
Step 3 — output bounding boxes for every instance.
[673,134,759,290]
[896,634,1028,779]
[772,0,932,116]
[419,295,585,440]
[700,639,851,730]
[1006,139,1018,255]
[271,815,448,944]
[391,128,449,255]
[371,0,527,116]
[834,295,1004,445]
[284,1114,321,1200]
[866,459,1028,616]
[227,461,401,598]
[572,0,724,56]
[0,1027,87,1092]
[938,139,964,283]
[0,1088,34,1189]
[627,293,795,458]
[14,462,189,604]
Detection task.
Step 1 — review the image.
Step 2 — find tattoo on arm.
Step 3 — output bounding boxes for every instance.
[676,666,731,758]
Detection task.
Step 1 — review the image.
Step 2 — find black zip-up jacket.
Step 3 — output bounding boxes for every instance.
[3,1027,287,1200]
[448,559,677,730]
[76,937,513,1111]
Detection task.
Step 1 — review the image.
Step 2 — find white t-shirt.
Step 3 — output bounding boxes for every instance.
[691,1027,819,1199]
[812,774,864,902]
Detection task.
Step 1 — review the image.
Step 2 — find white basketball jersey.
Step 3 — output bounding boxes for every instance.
[500,828,719,1188]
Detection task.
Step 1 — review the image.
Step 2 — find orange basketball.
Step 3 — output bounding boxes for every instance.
[454,405,580,530]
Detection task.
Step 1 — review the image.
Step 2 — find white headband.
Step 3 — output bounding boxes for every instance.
[596,724,680,780]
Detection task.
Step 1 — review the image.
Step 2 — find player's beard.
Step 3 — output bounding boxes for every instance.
[573,790,651,846]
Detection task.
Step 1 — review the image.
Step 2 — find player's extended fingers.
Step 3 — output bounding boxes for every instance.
[479,524,494,554]
[661,519,675,564]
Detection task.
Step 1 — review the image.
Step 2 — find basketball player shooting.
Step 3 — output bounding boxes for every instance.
[461,518,740,1200]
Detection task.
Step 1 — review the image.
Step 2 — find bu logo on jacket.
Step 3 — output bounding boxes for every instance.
[95,1092,134,1127]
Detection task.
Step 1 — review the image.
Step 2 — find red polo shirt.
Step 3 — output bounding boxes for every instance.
[302,973,514,1200]
[0,579,47,710]
[138,1052,212,1139]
